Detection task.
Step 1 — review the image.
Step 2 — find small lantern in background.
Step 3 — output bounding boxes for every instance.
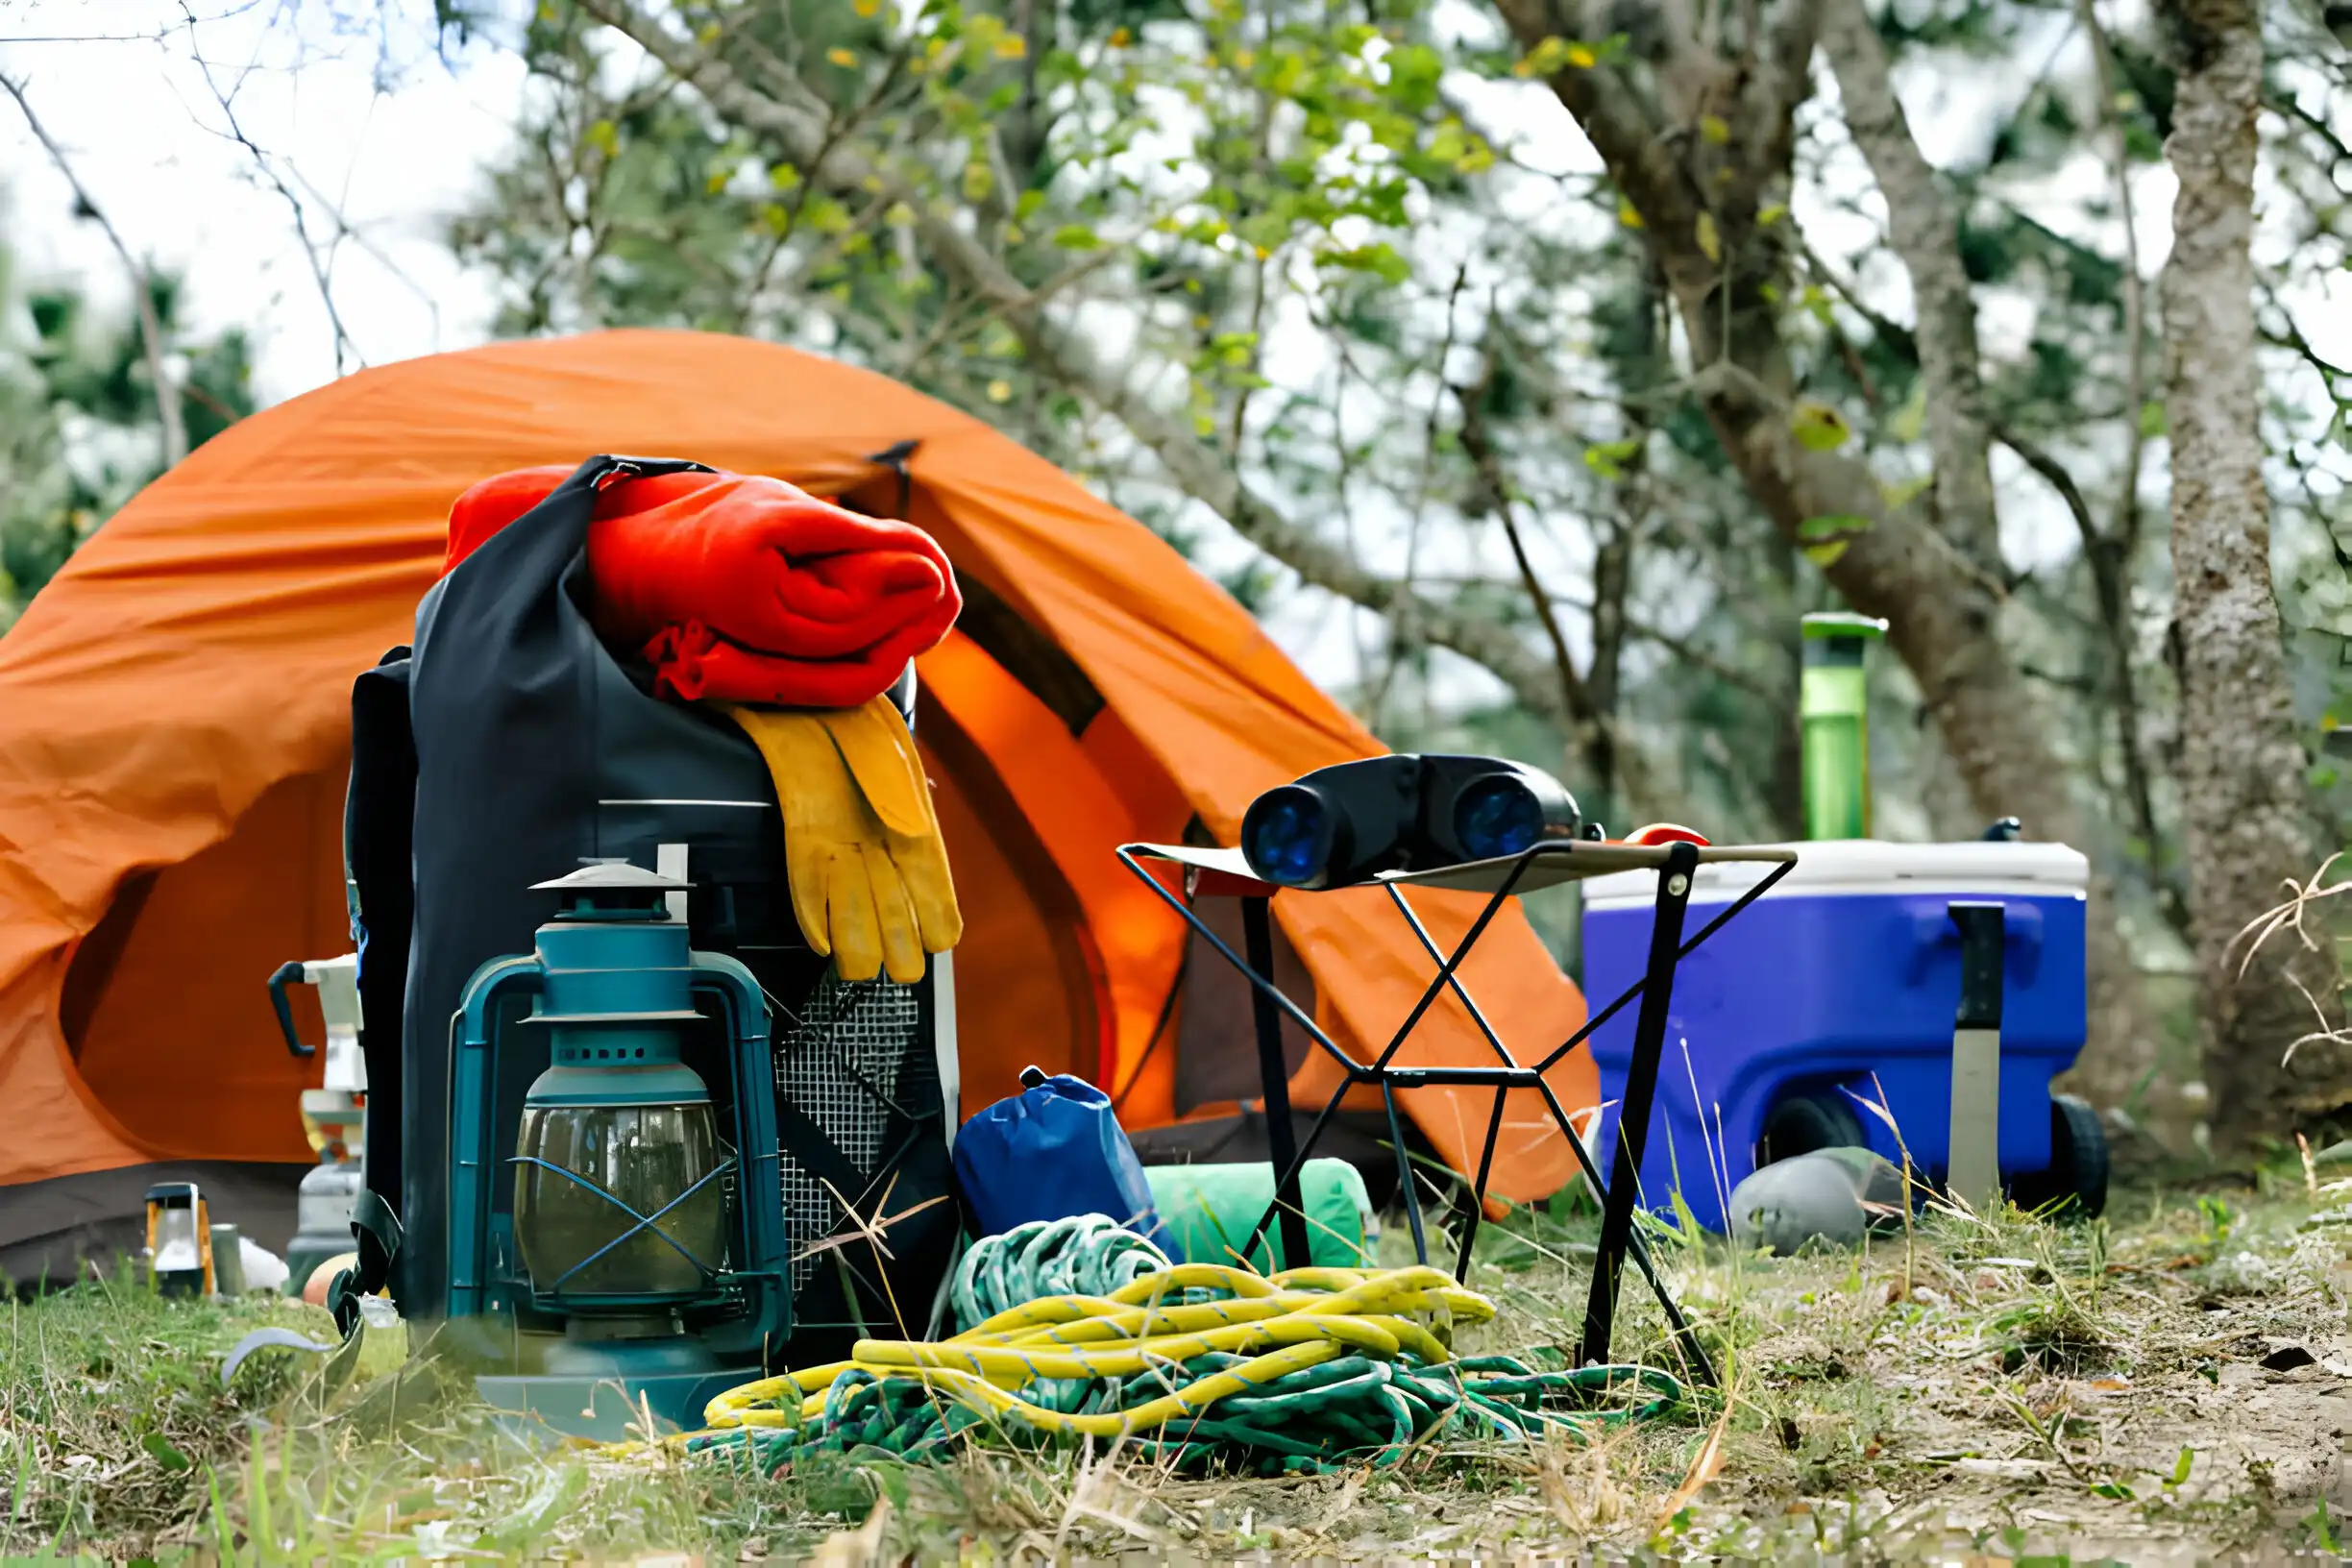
[144,1183,214,1297]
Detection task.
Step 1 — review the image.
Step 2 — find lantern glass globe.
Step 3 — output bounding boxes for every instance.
[512,1093,726,1301]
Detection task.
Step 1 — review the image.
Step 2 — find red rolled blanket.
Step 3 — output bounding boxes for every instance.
[438,463,961,709]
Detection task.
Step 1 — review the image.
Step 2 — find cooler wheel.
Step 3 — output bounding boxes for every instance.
[1756,1090,1867,1167]
[2009,1093,2108,1220]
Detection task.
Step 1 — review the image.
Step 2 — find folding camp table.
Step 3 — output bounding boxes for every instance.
[1116,836,1798,1384]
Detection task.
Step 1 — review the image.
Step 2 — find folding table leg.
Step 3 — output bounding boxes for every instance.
[1240,1077,1351,1267]
[1454,1088,1509,1283]
[1580,839,1699,1368]
[1383,1081,1430,1266]
[1241,895,1313,1271]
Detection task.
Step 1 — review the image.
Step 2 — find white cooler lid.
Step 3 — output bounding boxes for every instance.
[1580,838,2089,912]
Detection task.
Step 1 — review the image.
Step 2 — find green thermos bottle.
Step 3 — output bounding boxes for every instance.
[1801,612,1889,841]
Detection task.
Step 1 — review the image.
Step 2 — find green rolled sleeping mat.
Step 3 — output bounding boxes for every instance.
[1142,1158,1378,1271]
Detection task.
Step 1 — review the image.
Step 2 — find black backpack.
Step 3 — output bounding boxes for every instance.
[343,454,957,1355]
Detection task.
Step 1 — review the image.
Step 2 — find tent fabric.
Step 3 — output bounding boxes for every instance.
[0,329,1596,1274]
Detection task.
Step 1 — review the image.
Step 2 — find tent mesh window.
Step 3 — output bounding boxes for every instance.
[772,971,927,1293]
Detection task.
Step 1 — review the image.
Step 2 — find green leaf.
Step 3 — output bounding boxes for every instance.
[1880,473,1933,510]
[1699,113,1730,145]
[1789,400,1852,452]
[1799,514,1873,570]
[1617,196,1643,230]
[1513,36,1596,76]
[1799,514,1872,540]
[1318,243,1411,284]
[2311,1498,2344,1554]
[1758,202,1788,226]
[2170,1446,2195,1486]
[584,119,620,158]
[2139,400,2167,438]
[1582,436,1644,479]
[1050,224,1104,251]
[1695,211,1721,263]
[1384,42,1444,106]
[2091,1481,2136,1501]
[1889,379,1928,444]
[142,1433,190,1472]
[805,197,852,236]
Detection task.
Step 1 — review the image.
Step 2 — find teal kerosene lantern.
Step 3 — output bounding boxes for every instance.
[447,861,788,1437]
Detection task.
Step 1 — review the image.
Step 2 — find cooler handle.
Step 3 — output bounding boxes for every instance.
[1905,900,2042,986]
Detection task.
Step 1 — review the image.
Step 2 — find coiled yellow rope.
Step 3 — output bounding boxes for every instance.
[621,1262,1682,1474]
[703,1263,1480,1437]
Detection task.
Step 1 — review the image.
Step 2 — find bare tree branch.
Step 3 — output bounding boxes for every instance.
[1454,370,1603,747]
[1997,427,2101,553]
[180,2,362,376]
[2,72,188,469]
[1821,0,2002,570]
[2076,0,2149,548]
[572,0,1593,734]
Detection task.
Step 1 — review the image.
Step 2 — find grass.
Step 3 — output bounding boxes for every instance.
[9,1168,2352,1562]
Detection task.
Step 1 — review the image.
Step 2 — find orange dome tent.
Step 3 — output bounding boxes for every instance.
[0,330,1595,1283]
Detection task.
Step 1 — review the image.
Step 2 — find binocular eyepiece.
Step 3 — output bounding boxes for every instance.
[1240,754,1583,891]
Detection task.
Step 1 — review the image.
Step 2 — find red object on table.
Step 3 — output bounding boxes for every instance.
[1619,822,1712,847]
[438,463,961,709]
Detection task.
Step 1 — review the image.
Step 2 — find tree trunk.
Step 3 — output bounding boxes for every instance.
[2160,0,2344,1155]
[1491,0,2163,1110]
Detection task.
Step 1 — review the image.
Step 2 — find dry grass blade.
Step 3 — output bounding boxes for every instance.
[795,1172,948,1267]
[809,1497,894,1566]
[2228,852,2352,980]
[1654,1397,1731,1530]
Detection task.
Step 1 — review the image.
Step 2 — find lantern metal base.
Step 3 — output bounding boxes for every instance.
[477,1368,751,1442]
[474,1321,750,1442]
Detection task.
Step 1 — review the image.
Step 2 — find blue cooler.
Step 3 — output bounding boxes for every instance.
[1580,841,2089,1232]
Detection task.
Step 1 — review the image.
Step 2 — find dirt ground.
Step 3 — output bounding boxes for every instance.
[845,1178,2352,1563]
[1081,1177,2352,1564]
[11,1173,2352,1561]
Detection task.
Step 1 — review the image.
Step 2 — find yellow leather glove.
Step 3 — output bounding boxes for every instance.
[723,698,962,984]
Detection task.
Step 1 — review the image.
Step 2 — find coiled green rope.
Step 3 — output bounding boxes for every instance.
[949,1213,1172,1332]
[625,1234,1685,1476]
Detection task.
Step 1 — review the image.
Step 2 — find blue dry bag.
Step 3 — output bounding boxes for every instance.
[954,1067,1174,1253]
